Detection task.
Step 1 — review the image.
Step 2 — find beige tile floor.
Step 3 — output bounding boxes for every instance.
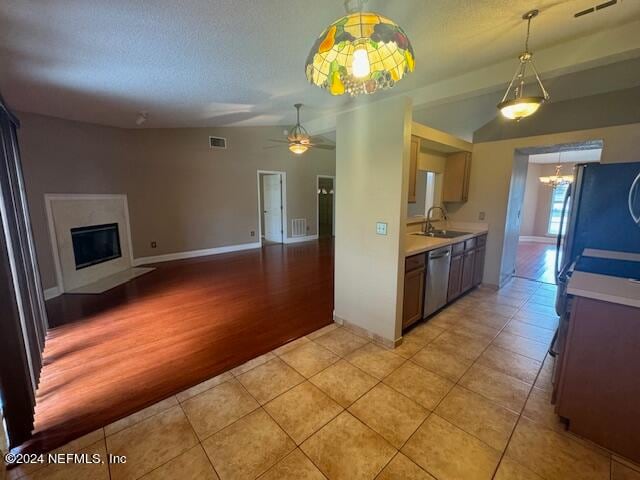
[6,278,640,480]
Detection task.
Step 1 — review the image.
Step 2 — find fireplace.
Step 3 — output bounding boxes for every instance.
[71,223,122,270]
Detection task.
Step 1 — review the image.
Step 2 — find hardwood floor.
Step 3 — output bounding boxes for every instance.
[28,239,334,453]
[515,241,558,284]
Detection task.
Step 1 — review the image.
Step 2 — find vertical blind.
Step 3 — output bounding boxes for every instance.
[0,94,48,448]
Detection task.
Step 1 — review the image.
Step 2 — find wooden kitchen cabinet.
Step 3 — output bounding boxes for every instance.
[403,254,425,328]
[473,246,486,286]
[461,249,476,293]
[408,136,420,204]
[447,250,463,302]
[448,236,485,301]
[473,235,487,286]
[555,296,640,463]
[443,151,471,203]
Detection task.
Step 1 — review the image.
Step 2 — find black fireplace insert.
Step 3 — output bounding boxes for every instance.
[71,222,122,269]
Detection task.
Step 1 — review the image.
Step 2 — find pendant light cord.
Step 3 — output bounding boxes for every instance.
[524,16,532,53]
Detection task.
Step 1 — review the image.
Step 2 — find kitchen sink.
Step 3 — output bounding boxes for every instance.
[411,230,471,239]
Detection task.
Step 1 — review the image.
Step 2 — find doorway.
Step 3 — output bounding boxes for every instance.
[501,144,602,285]
[317,176,335,238]
[258,171,286,244]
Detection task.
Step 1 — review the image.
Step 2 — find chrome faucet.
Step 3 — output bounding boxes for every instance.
[423,206,448,234]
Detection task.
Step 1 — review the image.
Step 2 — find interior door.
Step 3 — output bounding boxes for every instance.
[263,174,283,243]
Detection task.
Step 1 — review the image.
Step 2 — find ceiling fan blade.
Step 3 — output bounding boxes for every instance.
[310,135,333,144]
[267,139,290,144]
[311,144,336,150]
[263,144,285,150]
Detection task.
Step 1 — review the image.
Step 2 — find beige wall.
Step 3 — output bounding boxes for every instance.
[520,163,543,237]
[334,97,412,343]
[453,122,640,286]
[17,112,335,290]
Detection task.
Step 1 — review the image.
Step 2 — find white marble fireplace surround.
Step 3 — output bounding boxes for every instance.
[45,194,135,292]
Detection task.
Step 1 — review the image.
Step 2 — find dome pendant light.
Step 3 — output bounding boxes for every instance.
[498,10,550,121]
[305,0,415,96]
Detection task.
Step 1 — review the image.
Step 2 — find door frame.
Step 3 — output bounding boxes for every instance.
[257,170,287,245]
[316,175,335,237]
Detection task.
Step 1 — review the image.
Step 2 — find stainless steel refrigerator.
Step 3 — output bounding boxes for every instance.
[555,161,640,316]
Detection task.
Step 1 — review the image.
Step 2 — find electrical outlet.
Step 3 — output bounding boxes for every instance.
[151,241,157,248]
[250,231,255,237]
[376,222,388,235]
[478,211,486,221]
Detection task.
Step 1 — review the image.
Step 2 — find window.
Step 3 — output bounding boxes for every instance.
[424,172,436,215]
[548,184,570,235]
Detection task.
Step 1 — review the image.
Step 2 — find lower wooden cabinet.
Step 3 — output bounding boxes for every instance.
[448,235,486,302]
[403,253,425,328]
[555,296,640,464]
[461,249,476,292]
[473,245,486,286]
[403,234,487,327]
[447,253,463,302]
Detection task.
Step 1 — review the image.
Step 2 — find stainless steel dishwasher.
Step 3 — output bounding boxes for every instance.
[423,245,452,318]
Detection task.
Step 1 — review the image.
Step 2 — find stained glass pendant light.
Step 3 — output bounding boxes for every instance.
[498,10,550,121]
[305,0,415,96]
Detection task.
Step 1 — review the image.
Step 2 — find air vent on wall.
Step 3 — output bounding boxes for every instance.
[209,136,227,149]
[575,0,617,18]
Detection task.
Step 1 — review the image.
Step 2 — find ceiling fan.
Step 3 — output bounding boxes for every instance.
[266,104,335,155]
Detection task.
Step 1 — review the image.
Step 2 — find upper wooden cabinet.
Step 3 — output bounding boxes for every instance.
[443,151,472,203]
[408,136,420,203]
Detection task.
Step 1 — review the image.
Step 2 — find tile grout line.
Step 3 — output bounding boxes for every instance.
[116,283,558,479]
[176,401,224,480]
[398,283,547,478]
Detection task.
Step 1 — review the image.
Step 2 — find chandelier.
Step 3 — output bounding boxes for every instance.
[539,164,573,187]
[498,10,550,121]
[305,0,415,96]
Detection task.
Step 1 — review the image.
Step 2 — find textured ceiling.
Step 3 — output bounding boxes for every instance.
[1,0,640,128]
[413,56,640,141]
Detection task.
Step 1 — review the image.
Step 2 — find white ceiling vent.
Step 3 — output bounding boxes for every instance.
[209,136,227,149]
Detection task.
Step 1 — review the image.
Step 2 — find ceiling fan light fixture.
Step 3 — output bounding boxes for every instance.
[289,143,309,155]
[305,0,414,96]
[498,10,549,121]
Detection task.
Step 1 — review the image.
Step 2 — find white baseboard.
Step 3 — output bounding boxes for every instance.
[44,286,62,300]
[283,234,319,244]
[519,235,556,244]
[133,242,262,266]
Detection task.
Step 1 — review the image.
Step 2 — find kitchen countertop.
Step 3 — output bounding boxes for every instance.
[567,249,640,309]
[405,222,488,257]
[567,271,640,309]
[582,249,640,262]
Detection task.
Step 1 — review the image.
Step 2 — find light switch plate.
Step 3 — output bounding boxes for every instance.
[376,222,388,235]
[478,211,486,221]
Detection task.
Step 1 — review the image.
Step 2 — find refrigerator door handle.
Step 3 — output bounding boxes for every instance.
[630,173,640,225]
[555,186,572,282]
